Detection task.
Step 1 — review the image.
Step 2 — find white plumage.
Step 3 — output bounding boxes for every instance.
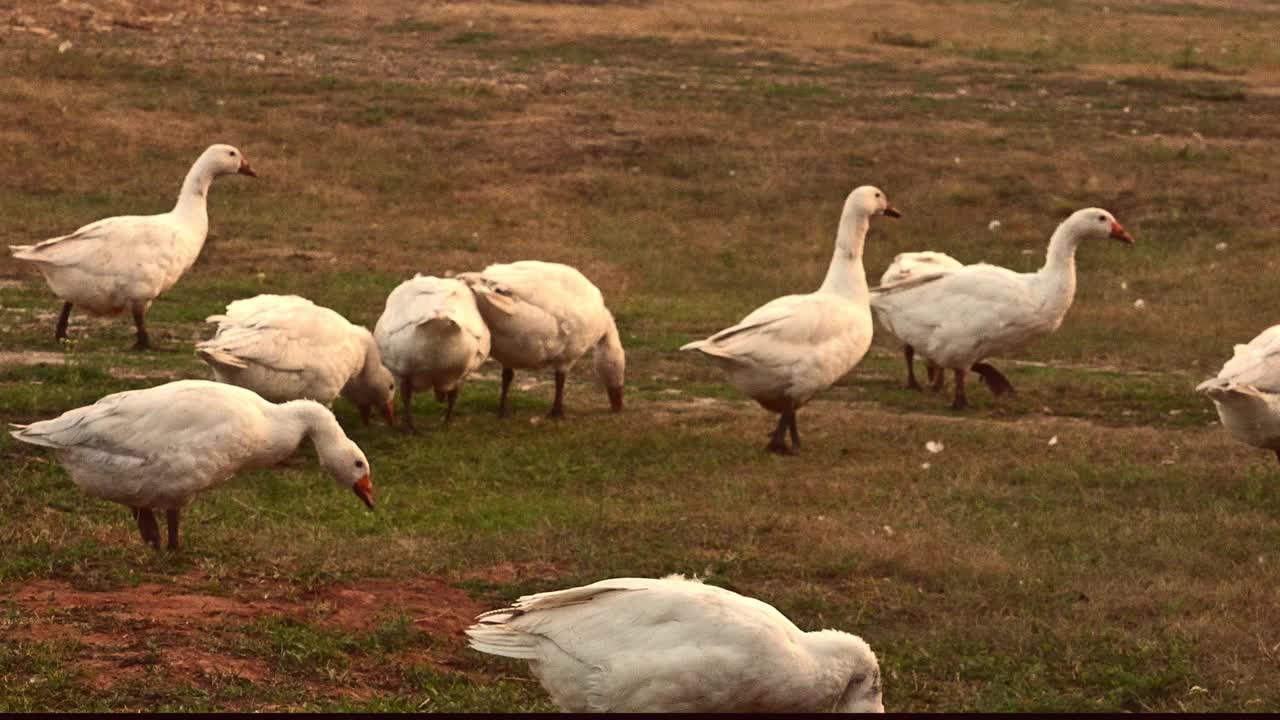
[196,294,396,425]
[877,251,965,391]
[458,261,625,418]
[9,380,373,550]
[9,144,257,349]
[681,185,899,454]
[374,275,491,431]
[871,208,1134,410]
[1197,324,1280,463]
[466,574,883,713]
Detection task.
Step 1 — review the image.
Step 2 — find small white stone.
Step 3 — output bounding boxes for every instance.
[925,440,944,454]
[920,462,931,470]
[57,40,72,53]
[1123,106,1131,113]
[954,156,962,165]
[1134,299,1146,309]
[1120,281,1128,290]
[728,169,736,176]
[1215,242,1228,251]
[882,525,895,537]
[956,88,968,96]
[1048,435,1059,446]
[988,220,1001,231]
[246,52,266,63]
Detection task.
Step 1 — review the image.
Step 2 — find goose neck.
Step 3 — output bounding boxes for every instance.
[1035,224,1080,316]
[172,157,214,219]
[818,210,870,300]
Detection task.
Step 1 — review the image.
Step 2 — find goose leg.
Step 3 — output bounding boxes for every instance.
[498,367,514,418]
[135,508,160,550]
[951,368,968,411]
[904,345,922,391]
[929,362,946,392]
[972,362,1015,396]
[766,413,791,454]
[548,370,566,419]
[130,305,153,351]
[787,409,801,451]
[444,388,458,426]
[165,509,181,552]
[400,377,416,433]
[55,302,73,341]
[1274,449,1280,465]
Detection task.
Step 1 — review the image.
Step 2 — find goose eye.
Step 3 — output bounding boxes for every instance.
[1097,214,1106,222]
[354,460,364,469]
[228,150,236,157]
[875,192,881,198]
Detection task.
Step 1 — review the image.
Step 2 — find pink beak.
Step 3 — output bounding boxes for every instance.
[1109,221,1134,244]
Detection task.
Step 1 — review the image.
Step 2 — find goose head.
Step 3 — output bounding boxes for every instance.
[844,185,901,220]
[1062,207,1134,244]
[200,143,258,178]
[317,435,375,509]
[345,364,397,426]
[805,629,884,713]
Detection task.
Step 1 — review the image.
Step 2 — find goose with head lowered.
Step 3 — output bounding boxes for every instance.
[1197,325,1280,463]
[878,251,965,392]
[196,294,396,426]
[467,574,884,713]
[9,380,373,551]
[871,208,1134,410]
[458,261,625,419]
[9,144,257,350]
[374,275,491,432]
[681,185,900,454]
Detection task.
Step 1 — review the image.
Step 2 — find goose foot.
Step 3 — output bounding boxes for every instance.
[547,370,566,420]
[973,362,1015,396]
[904,345,923,391]
[133,507,161,550]
[765,409,799,455]
[497,367,514,418]
[55,302,73,342]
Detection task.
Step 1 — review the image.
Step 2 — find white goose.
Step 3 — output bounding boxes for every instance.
[681,185,899,454]
[9,144,257,349]
[9,380,373,551]
[467,574,884,713]
[878,251,964,391]
[1197,325,1280,463]
[458,261,625,419]
[871,208,1134,410]
[196,294,396,425]
[374,275,491,431]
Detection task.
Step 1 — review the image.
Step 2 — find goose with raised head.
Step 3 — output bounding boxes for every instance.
[871,208,1134,410]
[878,251,964,391]
[681,185,900,454]
[9,144,257,349]
[467,574,884,713]
[1197,325,1280,463]
[458,261,625,419]
[9,380,373,551]
[196,294,395,425]
[374,275,491,432]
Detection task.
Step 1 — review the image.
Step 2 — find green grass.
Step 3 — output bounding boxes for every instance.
[2,0,1280,712]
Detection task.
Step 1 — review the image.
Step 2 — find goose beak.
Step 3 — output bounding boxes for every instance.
[382,398,396,425]
[238,159,258,177]
[352,474,374,509]
[607,386,624,413]
[883,205,902,219]
[1109,221,1134,244]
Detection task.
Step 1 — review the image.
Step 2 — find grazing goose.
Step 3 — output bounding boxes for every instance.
[681,185,899,454]
[9,380,373,551]
[878,251,964,391]
[871,208,1134,410]
[458,261,625,419]
[196,294,395,425]
[374,275,491,431]
[1197,325,1280,463]
[9,144,257,349]
[467,574,884,713]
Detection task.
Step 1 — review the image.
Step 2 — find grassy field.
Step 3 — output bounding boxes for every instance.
[3,0,1280,712]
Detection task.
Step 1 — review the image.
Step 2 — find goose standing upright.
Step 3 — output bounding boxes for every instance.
[9,380,373,551]
[1197,325,1280,463]
[878,251,964,391]
[681,185,899,454]
[871,208,1134,410]
[374,275,491,431]
[196,294,396,425]
[9,144,257,349]
[458,261,625,419]
[467,574,884,713]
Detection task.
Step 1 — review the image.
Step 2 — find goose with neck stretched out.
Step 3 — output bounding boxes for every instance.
[871,208,1134,410]
[458,261,625,419]
[9,380,373,551]
[9,144,257,349]
[681,185,900,454]
[196,294,396,425]
[1197,325,1280,463]
[467,574,884,713]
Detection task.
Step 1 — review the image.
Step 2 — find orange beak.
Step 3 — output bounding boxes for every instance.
[1109,221,1134,244]
[382,397,395,425]
[883,205,902,219]
[352,474,374,509]
[238,158,257,177]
